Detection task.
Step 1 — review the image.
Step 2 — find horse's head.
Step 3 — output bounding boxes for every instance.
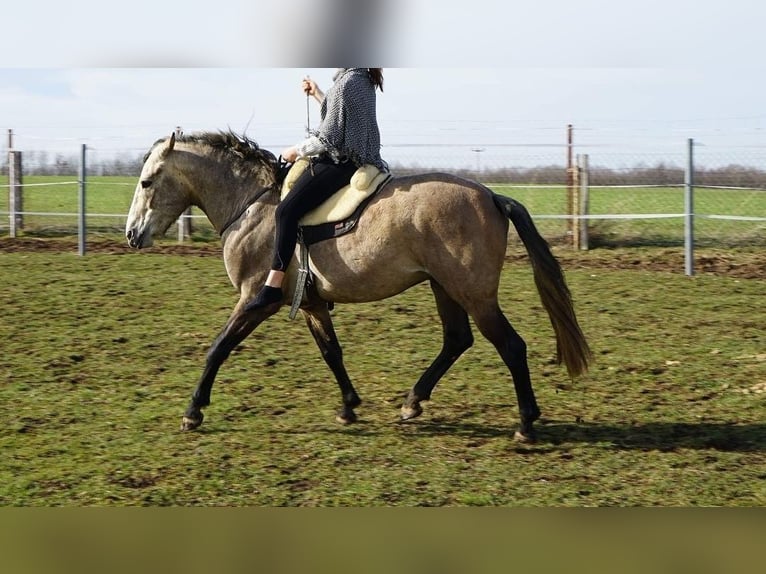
[126,133,190,248]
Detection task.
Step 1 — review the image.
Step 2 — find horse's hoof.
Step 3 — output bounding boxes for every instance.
[400,403,423,421]
[335,409,357,425]
[514,429,537,443]
[181,412,204,431]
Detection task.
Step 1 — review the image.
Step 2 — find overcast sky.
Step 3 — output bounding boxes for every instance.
[3,1,766,169]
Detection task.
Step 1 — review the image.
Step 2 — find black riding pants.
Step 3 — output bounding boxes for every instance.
[271,157,358,271]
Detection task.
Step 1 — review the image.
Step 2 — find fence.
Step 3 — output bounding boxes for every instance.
[2,139,765,275]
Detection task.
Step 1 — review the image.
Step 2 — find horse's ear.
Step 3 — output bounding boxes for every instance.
[161,132,176,159]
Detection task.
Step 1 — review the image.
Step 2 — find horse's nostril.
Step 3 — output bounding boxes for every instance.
[127,229,134,240]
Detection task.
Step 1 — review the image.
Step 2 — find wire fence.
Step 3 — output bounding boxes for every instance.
[1,140,765,265]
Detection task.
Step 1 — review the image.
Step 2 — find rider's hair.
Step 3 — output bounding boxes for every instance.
[368,69,384,92]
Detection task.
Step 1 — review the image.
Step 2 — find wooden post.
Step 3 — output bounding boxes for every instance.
[565,124,576,247]
[8,150,23,237]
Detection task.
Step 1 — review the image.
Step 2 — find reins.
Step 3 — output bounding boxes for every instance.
[218,184,275,239]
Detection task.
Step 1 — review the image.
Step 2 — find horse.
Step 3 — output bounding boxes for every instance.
[125,131,592,441]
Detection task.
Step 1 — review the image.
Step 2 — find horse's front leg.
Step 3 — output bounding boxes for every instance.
[181,303,277,431]
[301,303,361,424]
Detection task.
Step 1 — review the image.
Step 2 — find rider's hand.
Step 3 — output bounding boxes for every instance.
[302,77,319,96]
[281,146,299,163]
[302,77,324,103]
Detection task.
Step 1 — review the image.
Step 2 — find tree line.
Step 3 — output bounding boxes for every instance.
[1,150,144,176]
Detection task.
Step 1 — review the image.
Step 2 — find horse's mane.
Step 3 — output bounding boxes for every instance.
[146,130,279,181]
[185,130,279,179]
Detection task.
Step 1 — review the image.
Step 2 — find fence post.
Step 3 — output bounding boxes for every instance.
[577,153,590,250]
[175,126,192,243]
[684,138,694,276]
[8,150,23,237]
[571,156,581,250]
[177,210,191,242]
[78,144,86,256]
[566,124,576,247]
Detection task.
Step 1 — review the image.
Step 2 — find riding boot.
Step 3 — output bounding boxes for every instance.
[244,285,283,312]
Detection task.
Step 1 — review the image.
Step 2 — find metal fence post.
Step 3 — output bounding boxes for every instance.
[8,150,23,237]
[684,138,694,276]
[571,155,581,250]
[78,144,86,256]
[578,153,590,251]
[175,126,192,242]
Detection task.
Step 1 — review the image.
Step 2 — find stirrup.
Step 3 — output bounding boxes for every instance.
[289,235,311,320]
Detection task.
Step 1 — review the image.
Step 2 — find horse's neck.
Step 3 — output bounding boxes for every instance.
[182,155,275,235]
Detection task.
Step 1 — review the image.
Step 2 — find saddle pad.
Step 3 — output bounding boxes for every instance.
[281,158,389,226]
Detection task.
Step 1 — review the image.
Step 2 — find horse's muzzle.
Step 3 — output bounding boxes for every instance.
[126,226,151,249]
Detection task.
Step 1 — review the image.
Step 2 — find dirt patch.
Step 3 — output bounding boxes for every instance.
[0,237,221,257]
[534,247,765,279]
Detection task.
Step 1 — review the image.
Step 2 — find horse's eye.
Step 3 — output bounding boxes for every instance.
[141,180,152,189]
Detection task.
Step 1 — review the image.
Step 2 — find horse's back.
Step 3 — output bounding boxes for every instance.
[386,172,492,198]
[308,172,510,304]
[378,172,508,243]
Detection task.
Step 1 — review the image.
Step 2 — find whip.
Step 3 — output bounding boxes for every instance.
[305,75,311,135]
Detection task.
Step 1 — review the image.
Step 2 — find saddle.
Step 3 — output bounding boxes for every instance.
[280,158,392,318]
[281,158,392,244]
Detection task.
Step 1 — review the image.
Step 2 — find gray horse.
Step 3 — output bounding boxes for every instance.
[125,131,591,441]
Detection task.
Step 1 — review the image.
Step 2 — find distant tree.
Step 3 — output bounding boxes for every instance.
[38,151,49,174]
[99,151,143,176]
[53,153,78,176]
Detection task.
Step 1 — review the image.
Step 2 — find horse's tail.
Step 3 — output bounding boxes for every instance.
[492,193,592,378]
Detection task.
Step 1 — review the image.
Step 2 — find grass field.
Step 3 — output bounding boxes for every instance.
[1,176,764,246]
[0,245,764,506]
[491,183,766,246]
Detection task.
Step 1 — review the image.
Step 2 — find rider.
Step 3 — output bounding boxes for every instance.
[245,68,388,311]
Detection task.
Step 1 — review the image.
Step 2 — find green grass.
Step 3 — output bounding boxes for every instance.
[0,175,135,213]
[0,175,216,239]
[490,184,766,217]
[491,183,765,246]
[0,247,764,506]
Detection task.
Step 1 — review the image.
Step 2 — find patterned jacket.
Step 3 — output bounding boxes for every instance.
[296,68,387,171]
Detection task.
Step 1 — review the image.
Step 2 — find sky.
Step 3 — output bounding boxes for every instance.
[3,1,766,170]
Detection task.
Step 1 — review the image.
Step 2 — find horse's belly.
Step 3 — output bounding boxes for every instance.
[308,243,428,303]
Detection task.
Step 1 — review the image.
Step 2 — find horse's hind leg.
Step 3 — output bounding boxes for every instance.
[471,304,540,442]
[401,280,473,420]
[302,304,361,424]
